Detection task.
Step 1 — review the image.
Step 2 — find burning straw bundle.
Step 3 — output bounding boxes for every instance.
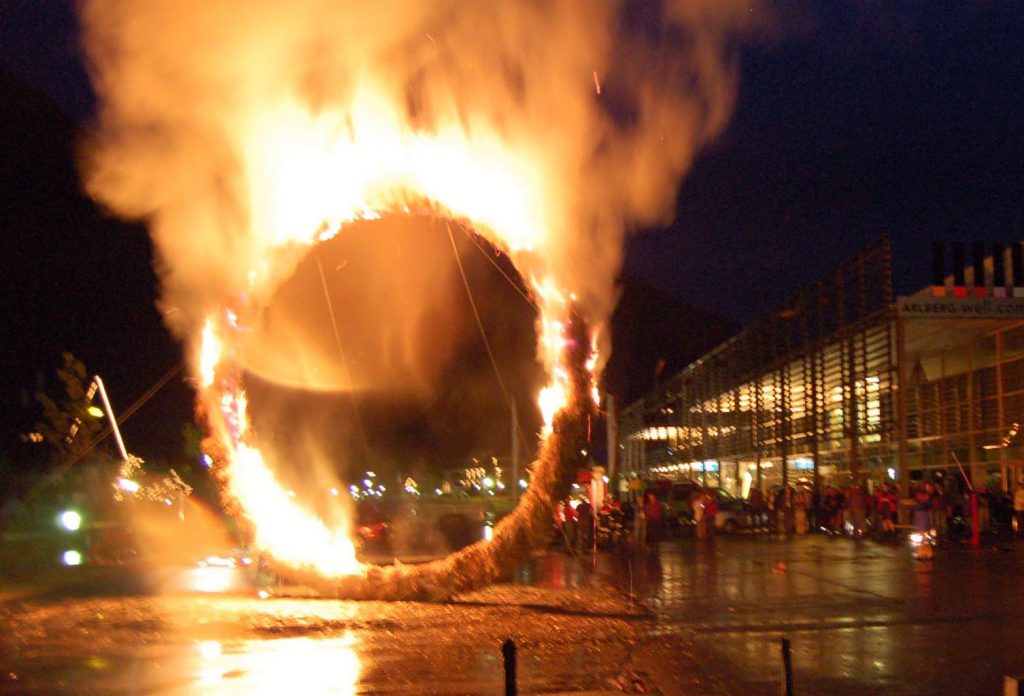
[272,313,592,601]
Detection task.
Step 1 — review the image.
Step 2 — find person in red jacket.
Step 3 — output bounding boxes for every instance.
[643,491,663,543]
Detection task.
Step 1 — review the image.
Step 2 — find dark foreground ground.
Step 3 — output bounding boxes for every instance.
[3,534,1024,694]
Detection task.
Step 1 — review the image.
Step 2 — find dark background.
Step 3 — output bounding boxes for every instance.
[1,1,1022,473]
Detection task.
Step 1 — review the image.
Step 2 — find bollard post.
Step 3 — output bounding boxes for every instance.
[502,638,517,696]
[780,637,793,696]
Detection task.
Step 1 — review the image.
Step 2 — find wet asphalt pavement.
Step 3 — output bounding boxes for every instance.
[3,533,1024,694]
[611,533,1024,695]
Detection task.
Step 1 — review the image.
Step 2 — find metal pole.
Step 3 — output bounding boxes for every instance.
[847,335,860,480]
[94,376,129,462]
[779,368,788,490]
[781,637,794,696]
[896,313,909,496]
[607,394,618,483]
[811,351,820,498]
[756,376,763,493]
[950,450,979,546]
[996,330,1008,490]
[502,638,517,696]
[511,398,520,502]
[967,339,978,490]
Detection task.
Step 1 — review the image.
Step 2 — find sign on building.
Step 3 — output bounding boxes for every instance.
[897,296,1024,319]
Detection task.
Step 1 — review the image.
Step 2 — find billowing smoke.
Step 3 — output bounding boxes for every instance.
[78,0,761,591]
[80,0,759,366]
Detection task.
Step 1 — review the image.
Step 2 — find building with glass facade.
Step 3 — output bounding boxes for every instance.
[618,238,1024,497]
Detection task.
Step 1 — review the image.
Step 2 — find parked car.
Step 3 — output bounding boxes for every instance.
[646,481,703,535]
[647,483,753,535]
[713,496,751,534]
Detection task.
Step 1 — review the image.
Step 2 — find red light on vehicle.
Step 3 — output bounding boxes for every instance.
[357,522,386,541]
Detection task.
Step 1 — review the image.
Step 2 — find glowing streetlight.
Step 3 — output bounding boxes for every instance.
[62,549,83,566]
[58,510,82,532]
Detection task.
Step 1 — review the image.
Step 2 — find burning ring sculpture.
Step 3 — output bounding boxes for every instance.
[197,221,595,599]
[79,0,748,599]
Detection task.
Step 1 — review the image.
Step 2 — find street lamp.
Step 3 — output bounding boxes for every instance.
[58,509,82,532]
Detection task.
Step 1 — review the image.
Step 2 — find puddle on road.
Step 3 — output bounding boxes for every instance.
[0,576,651,695]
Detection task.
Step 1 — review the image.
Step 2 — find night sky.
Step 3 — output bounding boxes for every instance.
[2,1,1023,463]
[627,2,1024,321]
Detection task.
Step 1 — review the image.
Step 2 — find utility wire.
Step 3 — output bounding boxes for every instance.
[460,226,535,308]
[456,223,554,447]
[447,222,513,409]
[446,222,534,457]
[315,252,370,460]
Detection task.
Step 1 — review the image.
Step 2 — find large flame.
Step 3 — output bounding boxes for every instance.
[80,0,757,581]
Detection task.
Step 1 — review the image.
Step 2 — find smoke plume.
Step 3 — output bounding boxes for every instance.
[78,0,761,591]
[80,0,759,366]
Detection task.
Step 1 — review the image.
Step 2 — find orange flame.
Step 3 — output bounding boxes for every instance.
[190,95,592,574]
[80,0,754,579]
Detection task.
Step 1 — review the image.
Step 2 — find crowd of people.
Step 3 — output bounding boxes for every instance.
[770,479,1024,540]
[556,487,731,552]
[554,477,1024,553]
[554,492,666,552]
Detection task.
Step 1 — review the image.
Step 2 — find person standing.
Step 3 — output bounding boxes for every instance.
[644,491,663,544]
[821,486,836,534]
[876,486,895,536]
[563,499,577,550]
[978,487,992,533]
[693,490,707,539]
[848,483,867,537]
[887,485,900,534]
[901,487,934,534]
[705,490,718,538]
[776,486,794,534]
[903,487,936,559]
[794,486,809,535]
[933,482,949,538]
[1007,481,1024,536]
[576,498,594,552]
[633,502,647,549]
[749,487,766,531]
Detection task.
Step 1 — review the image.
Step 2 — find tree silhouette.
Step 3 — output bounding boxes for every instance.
[34,352,110,465]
